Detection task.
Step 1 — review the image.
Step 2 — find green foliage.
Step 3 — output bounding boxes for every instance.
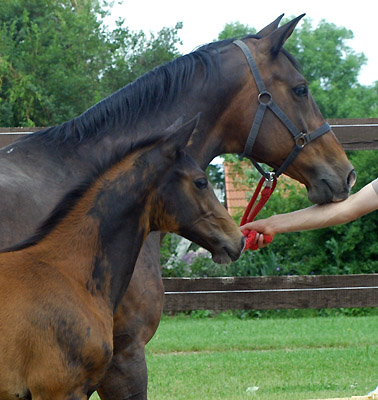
[0,0,111,126]
[240,150,378,276]
[217,21,254,40]
[206,163,226,204]
[0,0,182,127]
[100,21,182,96]
[283,17,376,118]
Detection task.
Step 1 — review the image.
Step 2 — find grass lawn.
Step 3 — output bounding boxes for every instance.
[90,312,378,399]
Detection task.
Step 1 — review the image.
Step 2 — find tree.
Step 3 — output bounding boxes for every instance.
[0,0,183,127]
[101,21,183,96]
[217,21,255,40]
[283,18,376,118]
[0,0,112,126]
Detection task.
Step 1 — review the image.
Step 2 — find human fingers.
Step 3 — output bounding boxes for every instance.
[257,233,271,248]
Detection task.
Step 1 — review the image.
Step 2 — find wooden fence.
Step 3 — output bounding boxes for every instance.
[162,275,378,311]
[1,118,378,311]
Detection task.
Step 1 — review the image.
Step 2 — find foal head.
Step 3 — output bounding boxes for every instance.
[145,116,245,264]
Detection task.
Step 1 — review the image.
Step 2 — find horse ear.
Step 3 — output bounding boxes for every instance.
[162,113,201,158]
[261,14,305,57]
[256,14,284,37]
[165,115,186,133]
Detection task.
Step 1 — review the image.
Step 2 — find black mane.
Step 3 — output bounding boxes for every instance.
[22,33,300,147]
[25,47,221,145]
[3,133,168,253]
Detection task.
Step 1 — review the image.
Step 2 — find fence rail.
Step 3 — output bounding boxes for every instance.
[1,118,378,150]
[162,275,378,311]
[329,118,378,150]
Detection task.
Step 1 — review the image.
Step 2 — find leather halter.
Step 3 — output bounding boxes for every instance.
[233,39,330,180]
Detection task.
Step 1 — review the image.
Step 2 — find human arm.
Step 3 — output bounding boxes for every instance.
[240,179,378,248]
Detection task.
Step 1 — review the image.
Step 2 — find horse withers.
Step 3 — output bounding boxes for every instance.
[0,117,244,400]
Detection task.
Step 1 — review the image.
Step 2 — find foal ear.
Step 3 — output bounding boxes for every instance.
[256,14,284,37]
[165,115,186,133]
[261,14,305,57]
[162,113,201,158]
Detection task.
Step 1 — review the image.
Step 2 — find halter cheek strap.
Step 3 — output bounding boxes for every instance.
[233,39,330,179]
[233,39,331,251]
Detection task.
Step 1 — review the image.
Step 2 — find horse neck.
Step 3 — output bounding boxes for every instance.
[18,46,245,185]
[79,61,241,170]
[36,151,159,312]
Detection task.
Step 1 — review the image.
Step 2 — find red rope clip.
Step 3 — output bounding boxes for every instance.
[240,176,277,251]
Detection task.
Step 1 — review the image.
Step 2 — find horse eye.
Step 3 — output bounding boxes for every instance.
[294,84,308,97]
[195,178,208,189]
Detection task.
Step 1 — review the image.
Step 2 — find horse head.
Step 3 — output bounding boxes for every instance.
[147,115,245,264]
[217,15,355,204]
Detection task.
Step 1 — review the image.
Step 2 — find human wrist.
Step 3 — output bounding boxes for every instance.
[262,215,279,236]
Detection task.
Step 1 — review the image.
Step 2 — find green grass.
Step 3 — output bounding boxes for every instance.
[90,313,378,399]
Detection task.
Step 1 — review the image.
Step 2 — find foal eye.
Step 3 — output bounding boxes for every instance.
[294,84,308,97]
[194,178,208,189]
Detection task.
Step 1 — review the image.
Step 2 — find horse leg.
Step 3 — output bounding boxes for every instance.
[96,338,148,400]
[97,232,164,400]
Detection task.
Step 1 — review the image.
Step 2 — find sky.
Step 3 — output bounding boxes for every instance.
[105,0,378,86]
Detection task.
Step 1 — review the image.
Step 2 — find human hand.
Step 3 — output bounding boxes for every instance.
[240,220,275,249]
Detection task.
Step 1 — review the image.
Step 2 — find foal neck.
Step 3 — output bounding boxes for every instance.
[34,148,162,310]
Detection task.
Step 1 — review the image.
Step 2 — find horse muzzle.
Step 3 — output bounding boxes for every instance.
[212,236,245,264]
[307,168,356,204]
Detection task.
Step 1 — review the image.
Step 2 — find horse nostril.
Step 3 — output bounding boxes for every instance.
[347,169,357,188]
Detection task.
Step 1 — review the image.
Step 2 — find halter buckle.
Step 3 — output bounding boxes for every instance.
[264,171,275,187]
[295,132,308,148]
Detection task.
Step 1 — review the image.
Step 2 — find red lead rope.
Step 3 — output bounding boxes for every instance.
[240,176,277,251]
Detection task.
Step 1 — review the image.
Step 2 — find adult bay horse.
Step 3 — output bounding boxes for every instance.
[0,117,245,399]
[0,15,355,399]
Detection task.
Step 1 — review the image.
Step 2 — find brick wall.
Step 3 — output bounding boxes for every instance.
[224,162,250,218]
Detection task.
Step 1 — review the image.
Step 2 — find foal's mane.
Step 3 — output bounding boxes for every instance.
[23,34,300,147]
[3,134,167,253]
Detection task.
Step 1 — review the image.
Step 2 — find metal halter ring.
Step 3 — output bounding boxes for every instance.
[295,132,308,148]
[258,90,272,106]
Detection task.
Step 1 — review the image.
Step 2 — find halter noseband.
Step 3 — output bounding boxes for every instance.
[233,39,330,180]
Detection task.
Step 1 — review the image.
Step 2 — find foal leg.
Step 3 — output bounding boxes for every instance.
[97,233,164,400]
